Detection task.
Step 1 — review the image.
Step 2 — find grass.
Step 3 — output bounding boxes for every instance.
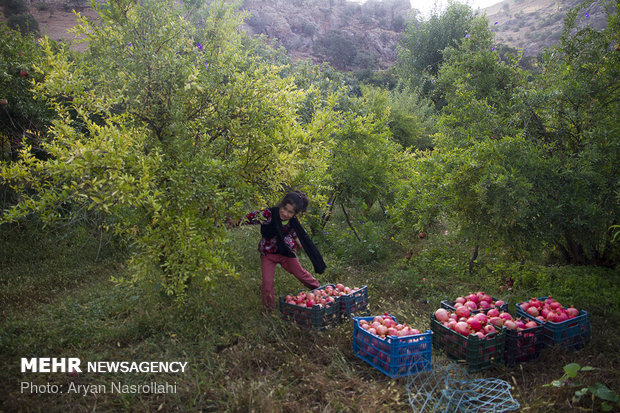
[1,216,619,412]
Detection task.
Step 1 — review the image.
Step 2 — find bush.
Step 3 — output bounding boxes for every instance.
[0,0,28,16]
[6,13,39,35]
[316,30,358,70]
[392,15,406,32]
[34,2,50,11]
[353,50,379,71]
[322,219,395,265]
[511,264,619,316]
[0,24,51,172]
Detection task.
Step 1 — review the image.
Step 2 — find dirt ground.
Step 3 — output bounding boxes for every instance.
[13,3,99,51]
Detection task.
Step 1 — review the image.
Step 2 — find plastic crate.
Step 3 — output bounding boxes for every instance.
[338,285,369,319]
[516,298,590,351]
[278,296,340,330]
[430,315,506,373]
[441,297,508,314]
[503,322,544,367]
[352,315,432,378]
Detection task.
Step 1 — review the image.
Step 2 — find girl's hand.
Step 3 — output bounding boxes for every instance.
[294,237,303,251]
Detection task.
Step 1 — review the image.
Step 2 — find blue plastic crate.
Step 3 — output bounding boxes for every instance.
[353,315,432,378]
[515,297,590,351]
[441,296,508,314]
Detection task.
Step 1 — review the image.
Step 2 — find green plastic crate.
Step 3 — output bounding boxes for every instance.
[503,322,544,367]
[338,285,370,319]
[430,315,506,373]
[278,295,340,330]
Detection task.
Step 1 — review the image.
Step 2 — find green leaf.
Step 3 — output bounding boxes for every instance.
[564,363,581,378]
[590,383,619,402]
[574,388,589,400]
[580,366,595,372]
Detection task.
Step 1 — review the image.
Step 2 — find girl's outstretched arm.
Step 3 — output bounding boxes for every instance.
[227,208,272,229]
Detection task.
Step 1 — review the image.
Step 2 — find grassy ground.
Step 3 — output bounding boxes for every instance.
[1,216,619,412]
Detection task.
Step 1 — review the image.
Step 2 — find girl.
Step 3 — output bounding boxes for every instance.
[230,191,326,310]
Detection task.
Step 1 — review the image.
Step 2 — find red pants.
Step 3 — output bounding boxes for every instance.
[260,254,319,310]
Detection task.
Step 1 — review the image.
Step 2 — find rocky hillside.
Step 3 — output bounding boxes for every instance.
[239,0,412,69]
[6,0,610,68]
[484,0,608,56]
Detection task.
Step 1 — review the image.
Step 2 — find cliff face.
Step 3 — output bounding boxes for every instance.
[238,0,609,67]
[21,0,610,69]
[484,0,608,56]
[239,0,412,69]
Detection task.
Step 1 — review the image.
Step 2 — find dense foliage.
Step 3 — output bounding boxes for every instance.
[0,0,618,301]
[391,0,619,266]
[0,0,39,35]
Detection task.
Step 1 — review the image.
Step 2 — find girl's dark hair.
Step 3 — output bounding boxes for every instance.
[280,190,309,214]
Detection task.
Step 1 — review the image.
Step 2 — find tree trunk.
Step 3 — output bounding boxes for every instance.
[341,203,361,242]
[562,235,587,265]
[469,244,479,276]
[320,191,338,229]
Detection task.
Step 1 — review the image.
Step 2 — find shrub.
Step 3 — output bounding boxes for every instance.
[323,219,395,265]
[316,30,358,70]
[392,15,406,32]
[6,13,39,35]
[0,0,28,16]
[353,50,379,71]
[0,23,51,172]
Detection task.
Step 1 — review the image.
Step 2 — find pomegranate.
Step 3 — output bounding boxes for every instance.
[487,308,500,318]
[467,293,479,303]
[455,306,471,318]
[435,308,450,322]
[466,317,482,332]
[504,320,517,330]
[526,306,539,317]
[473,313,487,325]
[499,312,513,321]
[455,322,470,336]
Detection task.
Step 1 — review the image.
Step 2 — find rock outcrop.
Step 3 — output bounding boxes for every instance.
[239,0,412,69]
